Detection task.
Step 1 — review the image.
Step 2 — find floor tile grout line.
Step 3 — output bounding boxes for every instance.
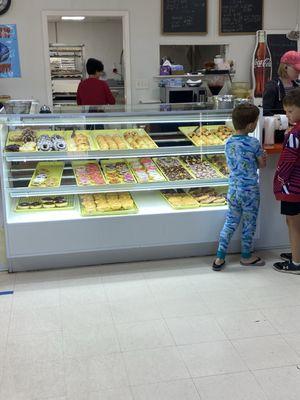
[249,369,272,400]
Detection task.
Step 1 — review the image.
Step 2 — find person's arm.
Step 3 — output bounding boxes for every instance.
[262,81,277,116]
[257,152,267,169]
[103,82,116,105]
[76,82,82,105]
[276,132,300,185]
[255,141,267,169]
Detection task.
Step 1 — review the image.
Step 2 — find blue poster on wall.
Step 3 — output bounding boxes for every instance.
[0,24,21,78]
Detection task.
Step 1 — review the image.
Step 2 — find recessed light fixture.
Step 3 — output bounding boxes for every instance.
[61,16,85,21]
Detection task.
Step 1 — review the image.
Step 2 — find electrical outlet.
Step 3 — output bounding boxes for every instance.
[136,79,149,89]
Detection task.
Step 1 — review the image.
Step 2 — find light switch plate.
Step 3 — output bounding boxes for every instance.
[136,79,149,89]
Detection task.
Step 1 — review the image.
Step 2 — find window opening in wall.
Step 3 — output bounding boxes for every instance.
[46,15,125,107]
[160,45,227,73]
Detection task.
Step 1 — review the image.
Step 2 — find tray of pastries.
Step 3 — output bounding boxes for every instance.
[180,155,225,180]
[179,125,233,146]
[153,157,193,181]
[161,189,199,209]
[72,161,106,186]
[94,130,129,150]
[67,130,96,152]
[205,155,229,177]
[101,159,136,184]
[188,187,228,207]
[5,128,68,153]
[122,129,157,149]
[15,195,74,212]
[79,192,138,216]
[93,129,157,151]
[128,158,166,183]
[29,162,64,188]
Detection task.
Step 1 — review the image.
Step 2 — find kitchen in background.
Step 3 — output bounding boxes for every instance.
[47,16,125,105]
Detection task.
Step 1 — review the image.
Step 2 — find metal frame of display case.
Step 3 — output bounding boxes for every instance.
[0,109,261,271]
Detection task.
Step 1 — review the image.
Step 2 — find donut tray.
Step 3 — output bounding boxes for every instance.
[160,189,200,210]
[72,161,106,186]
[79,193,138,217]
[187,186,228,207]
[15,195,75,212]
[28,161,65,188]
[5,130,70,153]
[93,129,157,151]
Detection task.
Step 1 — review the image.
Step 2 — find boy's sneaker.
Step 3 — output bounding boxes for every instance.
[273,260,300,274]
[280,252,292,262]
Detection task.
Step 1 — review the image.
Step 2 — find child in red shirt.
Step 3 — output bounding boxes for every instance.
[273,88,300,274]
[77,58,115,106]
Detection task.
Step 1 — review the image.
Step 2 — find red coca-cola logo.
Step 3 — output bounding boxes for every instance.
[254,58,272,68]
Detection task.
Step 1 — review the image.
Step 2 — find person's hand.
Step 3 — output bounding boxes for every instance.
[262,150,267,164]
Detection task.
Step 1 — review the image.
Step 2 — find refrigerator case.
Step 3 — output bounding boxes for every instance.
[0,108,261,271]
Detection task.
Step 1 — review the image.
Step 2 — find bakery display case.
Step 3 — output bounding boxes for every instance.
[0,107,261,271]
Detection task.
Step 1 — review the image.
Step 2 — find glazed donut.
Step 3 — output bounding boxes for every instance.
[53,139,66,151]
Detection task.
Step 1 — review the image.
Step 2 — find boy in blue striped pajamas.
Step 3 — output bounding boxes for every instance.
[212,104,267,271]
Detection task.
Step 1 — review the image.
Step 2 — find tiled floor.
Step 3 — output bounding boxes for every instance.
[1,249,300,400]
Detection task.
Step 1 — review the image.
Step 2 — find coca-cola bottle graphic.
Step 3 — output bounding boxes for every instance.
[253,30,272,98]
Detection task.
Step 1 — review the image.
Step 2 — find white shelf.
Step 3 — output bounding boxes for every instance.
[5,145,225,162]
[8,178,229,198]
[7,191,228,224]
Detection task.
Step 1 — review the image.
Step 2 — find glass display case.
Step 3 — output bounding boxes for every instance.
[0,107,261,271]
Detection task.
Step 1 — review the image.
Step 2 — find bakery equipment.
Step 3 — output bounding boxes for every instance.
[160,86,207,103]
[49,44,85,105]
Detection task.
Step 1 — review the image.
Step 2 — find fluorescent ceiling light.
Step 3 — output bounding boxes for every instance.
[61,16,85,21]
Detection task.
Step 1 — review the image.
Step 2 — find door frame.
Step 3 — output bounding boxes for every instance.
[41,10,131,107]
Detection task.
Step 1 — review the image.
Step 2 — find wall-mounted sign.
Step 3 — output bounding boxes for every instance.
[0,24,21,78]
[219,0,263,35]
[162,0,207,35]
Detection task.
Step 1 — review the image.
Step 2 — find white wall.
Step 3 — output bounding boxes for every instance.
[0,0,298,105]
[48,21,123,80]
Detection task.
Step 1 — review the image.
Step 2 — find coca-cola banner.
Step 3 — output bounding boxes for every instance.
[0,24,21,78]
[252,30,272,98]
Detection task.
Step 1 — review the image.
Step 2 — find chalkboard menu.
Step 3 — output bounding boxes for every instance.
[267,34,298,79]
[162,0,207,35]
[219,0,263,35]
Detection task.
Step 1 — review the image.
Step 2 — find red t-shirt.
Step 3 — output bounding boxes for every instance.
[76,77,116,105]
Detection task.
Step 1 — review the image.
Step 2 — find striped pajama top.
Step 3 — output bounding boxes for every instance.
[274,121,300,202]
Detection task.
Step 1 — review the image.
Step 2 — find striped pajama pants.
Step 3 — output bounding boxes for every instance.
[217,186,260,259]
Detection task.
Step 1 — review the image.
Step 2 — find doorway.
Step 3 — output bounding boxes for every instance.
[42,10,131,107]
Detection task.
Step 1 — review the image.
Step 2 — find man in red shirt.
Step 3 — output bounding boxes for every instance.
[77,58,116,105]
